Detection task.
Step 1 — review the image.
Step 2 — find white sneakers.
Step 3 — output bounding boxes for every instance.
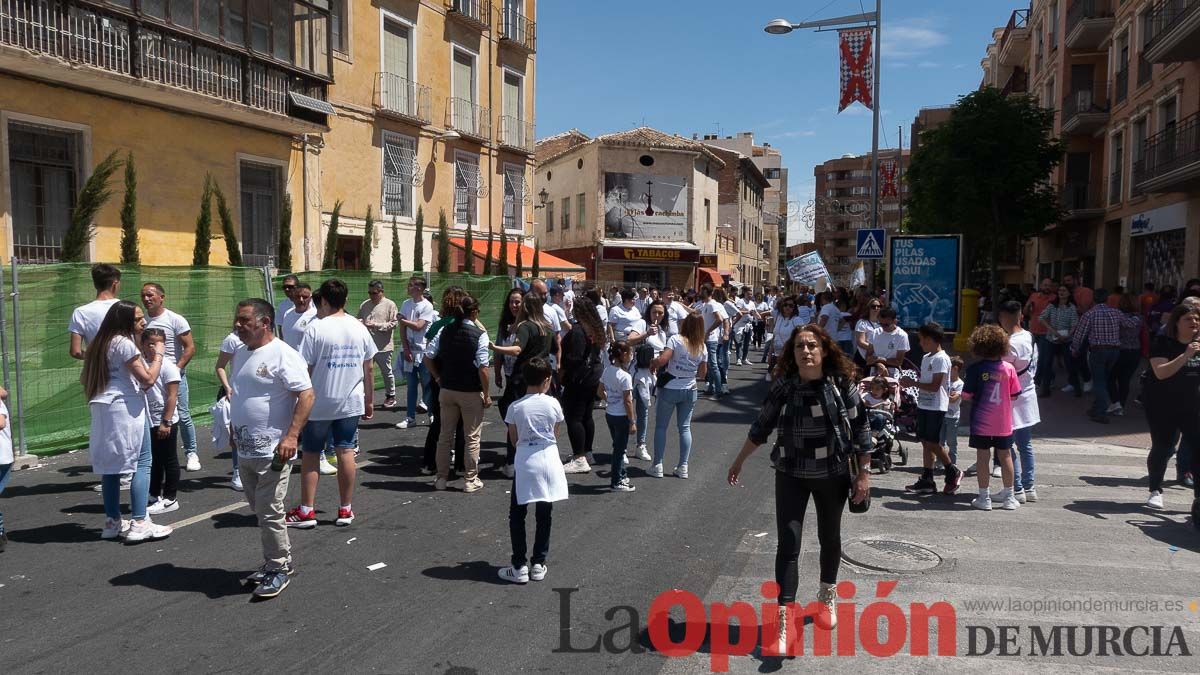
[974,490,1020,511]
[1107,402,1124,416]
[1001,494,1020,510]
[530,563,547,581]
[563,457,590,474]
[396,418,416,429]
[673,464,690,479]
[649,463,664,478]
[434,477,448,491]
[499,564,547,584]
[101,518,130,539]
[185,453,201,472]
[1082,381,1094,393]
[972,494,992,511]
[1147,490,1164,510]
[147,498,179,515]
[1025,488,1038,502]
[636,444,652,461]
[125,517,172,542]
[816,587,838,629]
[1014,489,1027,504]
[231,471,244,491]
[318,454,338,475]
[417,402,429,414]
[990,465,1002,478]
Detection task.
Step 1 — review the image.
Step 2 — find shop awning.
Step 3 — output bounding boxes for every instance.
[449,237,587,274]
[697,267,723,286]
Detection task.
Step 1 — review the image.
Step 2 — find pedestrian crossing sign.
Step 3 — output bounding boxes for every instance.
[856,228,885,259]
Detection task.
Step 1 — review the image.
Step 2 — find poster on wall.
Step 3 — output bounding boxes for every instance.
[603,173,688,241]
[785,251,833,286]
[887,235,962,332]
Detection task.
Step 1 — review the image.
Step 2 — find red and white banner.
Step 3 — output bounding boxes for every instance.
[838,28,874,112]
[879,160,899,197]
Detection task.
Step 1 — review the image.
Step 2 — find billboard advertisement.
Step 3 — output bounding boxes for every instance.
[887,235,962,332]
[604,173,688,242]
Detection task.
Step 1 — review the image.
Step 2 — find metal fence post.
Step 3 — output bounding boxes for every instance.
[262,264,275,309]
[10,259,27,456]
[0,262,10,395]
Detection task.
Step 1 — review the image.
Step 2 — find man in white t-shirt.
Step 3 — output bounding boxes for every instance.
[634,287,651,316]
[142,282,203,472]
[280,283,318,350]
[396,277,436,428]
[697,285,729,396]
[275,274,299,333]
[560,279,576,318]
[230,298,314,599]
[901,322,962,497]
[286,279,376,530]
[69,263,122,359]
[665,290,691,337]
[999,300,1040,502]
[868,307,910,377]
[609,289,643,342]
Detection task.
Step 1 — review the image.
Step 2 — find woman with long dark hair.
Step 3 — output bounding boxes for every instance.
[628,300,668,459]
[422,286,467,476]
[82,300,173,542]
[1038,286,1079,396]
[491,292,553,476]
[1142,304,1200,521]
[649,313,709,479]
[559,300,606,473]
[853,297,883,372]
[727,324,871,646]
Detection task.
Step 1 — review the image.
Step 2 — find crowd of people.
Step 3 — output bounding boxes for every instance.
[0,262,1194,616]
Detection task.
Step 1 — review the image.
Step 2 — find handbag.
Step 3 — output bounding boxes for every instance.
[829,380,870,513]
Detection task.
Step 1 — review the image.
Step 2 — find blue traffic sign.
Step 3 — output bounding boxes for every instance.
[856,228,885,259]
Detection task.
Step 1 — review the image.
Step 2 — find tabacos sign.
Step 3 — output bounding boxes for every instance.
[602,246,700,264]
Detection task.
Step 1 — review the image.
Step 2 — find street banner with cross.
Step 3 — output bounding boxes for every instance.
[838,28,874,112]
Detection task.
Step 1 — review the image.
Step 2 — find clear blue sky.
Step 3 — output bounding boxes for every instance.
[535,0,1020,244]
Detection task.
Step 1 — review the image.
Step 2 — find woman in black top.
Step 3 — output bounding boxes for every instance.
[559,301,606,473]
[1142,304,1200,521]
[727,323,871,649]
[491,292,552,475]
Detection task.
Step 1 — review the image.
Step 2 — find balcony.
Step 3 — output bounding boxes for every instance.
[1060,181,1105,220]
[446,96,491,142]
[1109,169,1123,204]
[1137,53,1153,87]
[1001,67,1028,96]
[1112,65,1128,105]
[0,0,331,134]
[445,0,491,31]
[1061,88,1109,135]
[498,3,535,53]
[998,8,1031,67]
[1134,111,1200,193]
[375,72,431,125]
[497,115,533,153]
[1144,0,1200,64]
[1065,0,1115,50]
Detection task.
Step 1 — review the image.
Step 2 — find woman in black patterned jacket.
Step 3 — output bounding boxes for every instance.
[727,323,871,651]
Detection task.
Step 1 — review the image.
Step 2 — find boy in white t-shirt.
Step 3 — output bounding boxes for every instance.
[901,322,963,495]
[942,356,965,466]
[68,263,122,360]
[141,329,184,515]
[498,358,567,584]
[599,343,637,493]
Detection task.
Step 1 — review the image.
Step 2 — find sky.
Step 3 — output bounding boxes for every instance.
[534,0,1019,245]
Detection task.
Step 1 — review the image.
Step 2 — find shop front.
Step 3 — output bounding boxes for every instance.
[597,243,700,290]
[1129,201,1189,290]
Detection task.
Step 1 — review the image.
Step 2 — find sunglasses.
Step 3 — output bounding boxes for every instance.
[870,304,881,309]
[283,285,297,291]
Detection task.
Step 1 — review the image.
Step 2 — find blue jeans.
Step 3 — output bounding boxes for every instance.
[1087,347,1120,418]
[941,415,960,465]
[406,361,430,419]
[1010,426,1036,492]
[654,387,697,468]
[177,373,197,454]
[103,417,153,521]
[606,414,631,486]
[0,462,11,533]
[705,340,721,393]
[735,330,752,362]
[717,340,730,390]
[634,386,650,447]
[1034,335,1055,390]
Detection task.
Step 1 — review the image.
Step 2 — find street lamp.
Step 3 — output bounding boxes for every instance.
[535,188,549,209]
[764,18,794,35]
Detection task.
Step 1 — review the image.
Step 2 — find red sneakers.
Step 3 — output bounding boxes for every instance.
[335,507,355,526]
[284,507,317,529]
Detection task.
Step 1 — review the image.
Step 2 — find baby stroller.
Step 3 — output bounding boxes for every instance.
[863,360,921,439]
[859,376,908,473]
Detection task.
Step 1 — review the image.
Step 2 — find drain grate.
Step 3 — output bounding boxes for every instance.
[841,539,946,574]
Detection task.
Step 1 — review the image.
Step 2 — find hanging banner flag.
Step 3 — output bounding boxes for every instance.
[850,262,866,289]
[785,251,834,286]
[838,28,874,112]
[879,160,899,197]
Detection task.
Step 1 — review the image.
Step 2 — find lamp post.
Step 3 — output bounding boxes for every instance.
[766,0,882,283]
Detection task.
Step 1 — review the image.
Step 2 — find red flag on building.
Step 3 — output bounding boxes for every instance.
[879,160,899,197]
[838,28,874,112]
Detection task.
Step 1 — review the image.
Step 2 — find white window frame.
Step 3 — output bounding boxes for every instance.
[450,42,479,107]
[381,130,417,221]
[502,162,527,232]
[502,66,525,121]
[453,149,480,229]
[379,9,416,80]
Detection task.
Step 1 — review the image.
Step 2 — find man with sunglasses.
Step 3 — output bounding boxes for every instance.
[358,280,400,409]
[276,274,300,334]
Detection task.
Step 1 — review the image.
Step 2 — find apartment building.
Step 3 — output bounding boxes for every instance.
[0,0,537,270]
[981,0,1200,291]
[703,144,770,286]
[700,131,788,287]
[532,126,721,289]
[811,150,909,283]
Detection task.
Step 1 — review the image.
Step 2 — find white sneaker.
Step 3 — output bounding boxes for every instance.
[1001,495,1021,510]
[611,481,637,492]
[991,465,1002,478]
[649,463,664,478]
[502,464,515,479]
[563,457,591,474]
[816,587,838,629]
[1147,490,1164,510]
[434,477,448,491]
[147,498,179,515]
[101,517,130,539]
[1083,381,1093,393]
[1111,403,1124,416]
[972,495,992,511]
[963,463,977,476]
[1025,488,1038,502]
[185,453,201,472]
[125,517,172,542]
[586,451,597,465]
[673,464,689,479]
[636,444,651,461]
[1061,384,1076,393]
[396,418,416,429]
[1014,489,1027,504]
[498,565,529,584]
[318,454,338,475]
[420,466,435,476]
[530,563,548,581]
[417,402,429,414]
[231,472,244,491]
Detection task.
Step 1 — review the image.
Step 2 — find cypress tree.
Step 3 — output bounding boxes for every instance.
[118,151,139,264]
[463,223,474,273]
[413,206,425,272]
[277,193,293,271]
[531,239,541,278]
[436,208,450,273]
[498,229,509,275]
[391,215,402,273]
[515,236,524,277]
[483,230,495,275]
[192,174,214,266]
[322,199,343,269]
[62,150,121,262]
[362,204,374,270]
[212,179,242,266]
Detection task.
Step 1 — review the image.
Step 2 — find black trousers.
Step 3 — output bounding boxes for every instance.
[509,488,553,568]
[149,423,180,501]
[499,375,525,466]
[560,381,596,459]
[774,470,851,602]
[1145,400,1200,497]
[1108,349,1140,407]
[423,379,465,474]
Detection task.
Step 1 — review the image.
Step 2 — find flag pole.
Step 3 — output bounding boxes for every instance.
[869,0,882,288]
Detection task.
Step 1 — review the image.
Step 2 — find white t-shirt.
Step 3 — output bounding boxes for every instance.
[870,328,910,364]
[772,314,804,350]
[596,303,609,332]
[505,392,564,447]
[93,335,143,403]
[146,359,182,426]
[144,308,192,365]
[724,300,746,332]
[229,338,312,459]
[69,298,120,344]
[399,297,437,355]
[299,313,379,421]
[280,304,318,350]
[699,299,728,342]
[609,303,642,338]
[0,400,12,465]
[796,305,815,326]
[855,319,881,359]
[545,302,570,337]
[917,349,951,412]
[505,392,568,505]
[946,377,965,418]
[623,318,648,346]
[600,364,633,415]
[664,334,707,390]
[1005,329,1041,429]
[276,297,295,323]
[666,301,690,336]
[819,303,851,340]
[220,332,244,355]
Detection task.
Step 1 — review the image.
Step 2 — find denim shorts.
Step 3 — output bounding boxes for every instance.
[301,417,360,452]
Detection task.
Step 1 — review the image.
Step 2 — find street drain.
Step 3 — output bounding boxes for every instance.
[841,539,945,574]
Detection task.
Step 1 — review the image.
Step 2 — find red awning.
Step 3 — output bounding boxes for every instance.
[449,237,586,273]
[697,267,723,286]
